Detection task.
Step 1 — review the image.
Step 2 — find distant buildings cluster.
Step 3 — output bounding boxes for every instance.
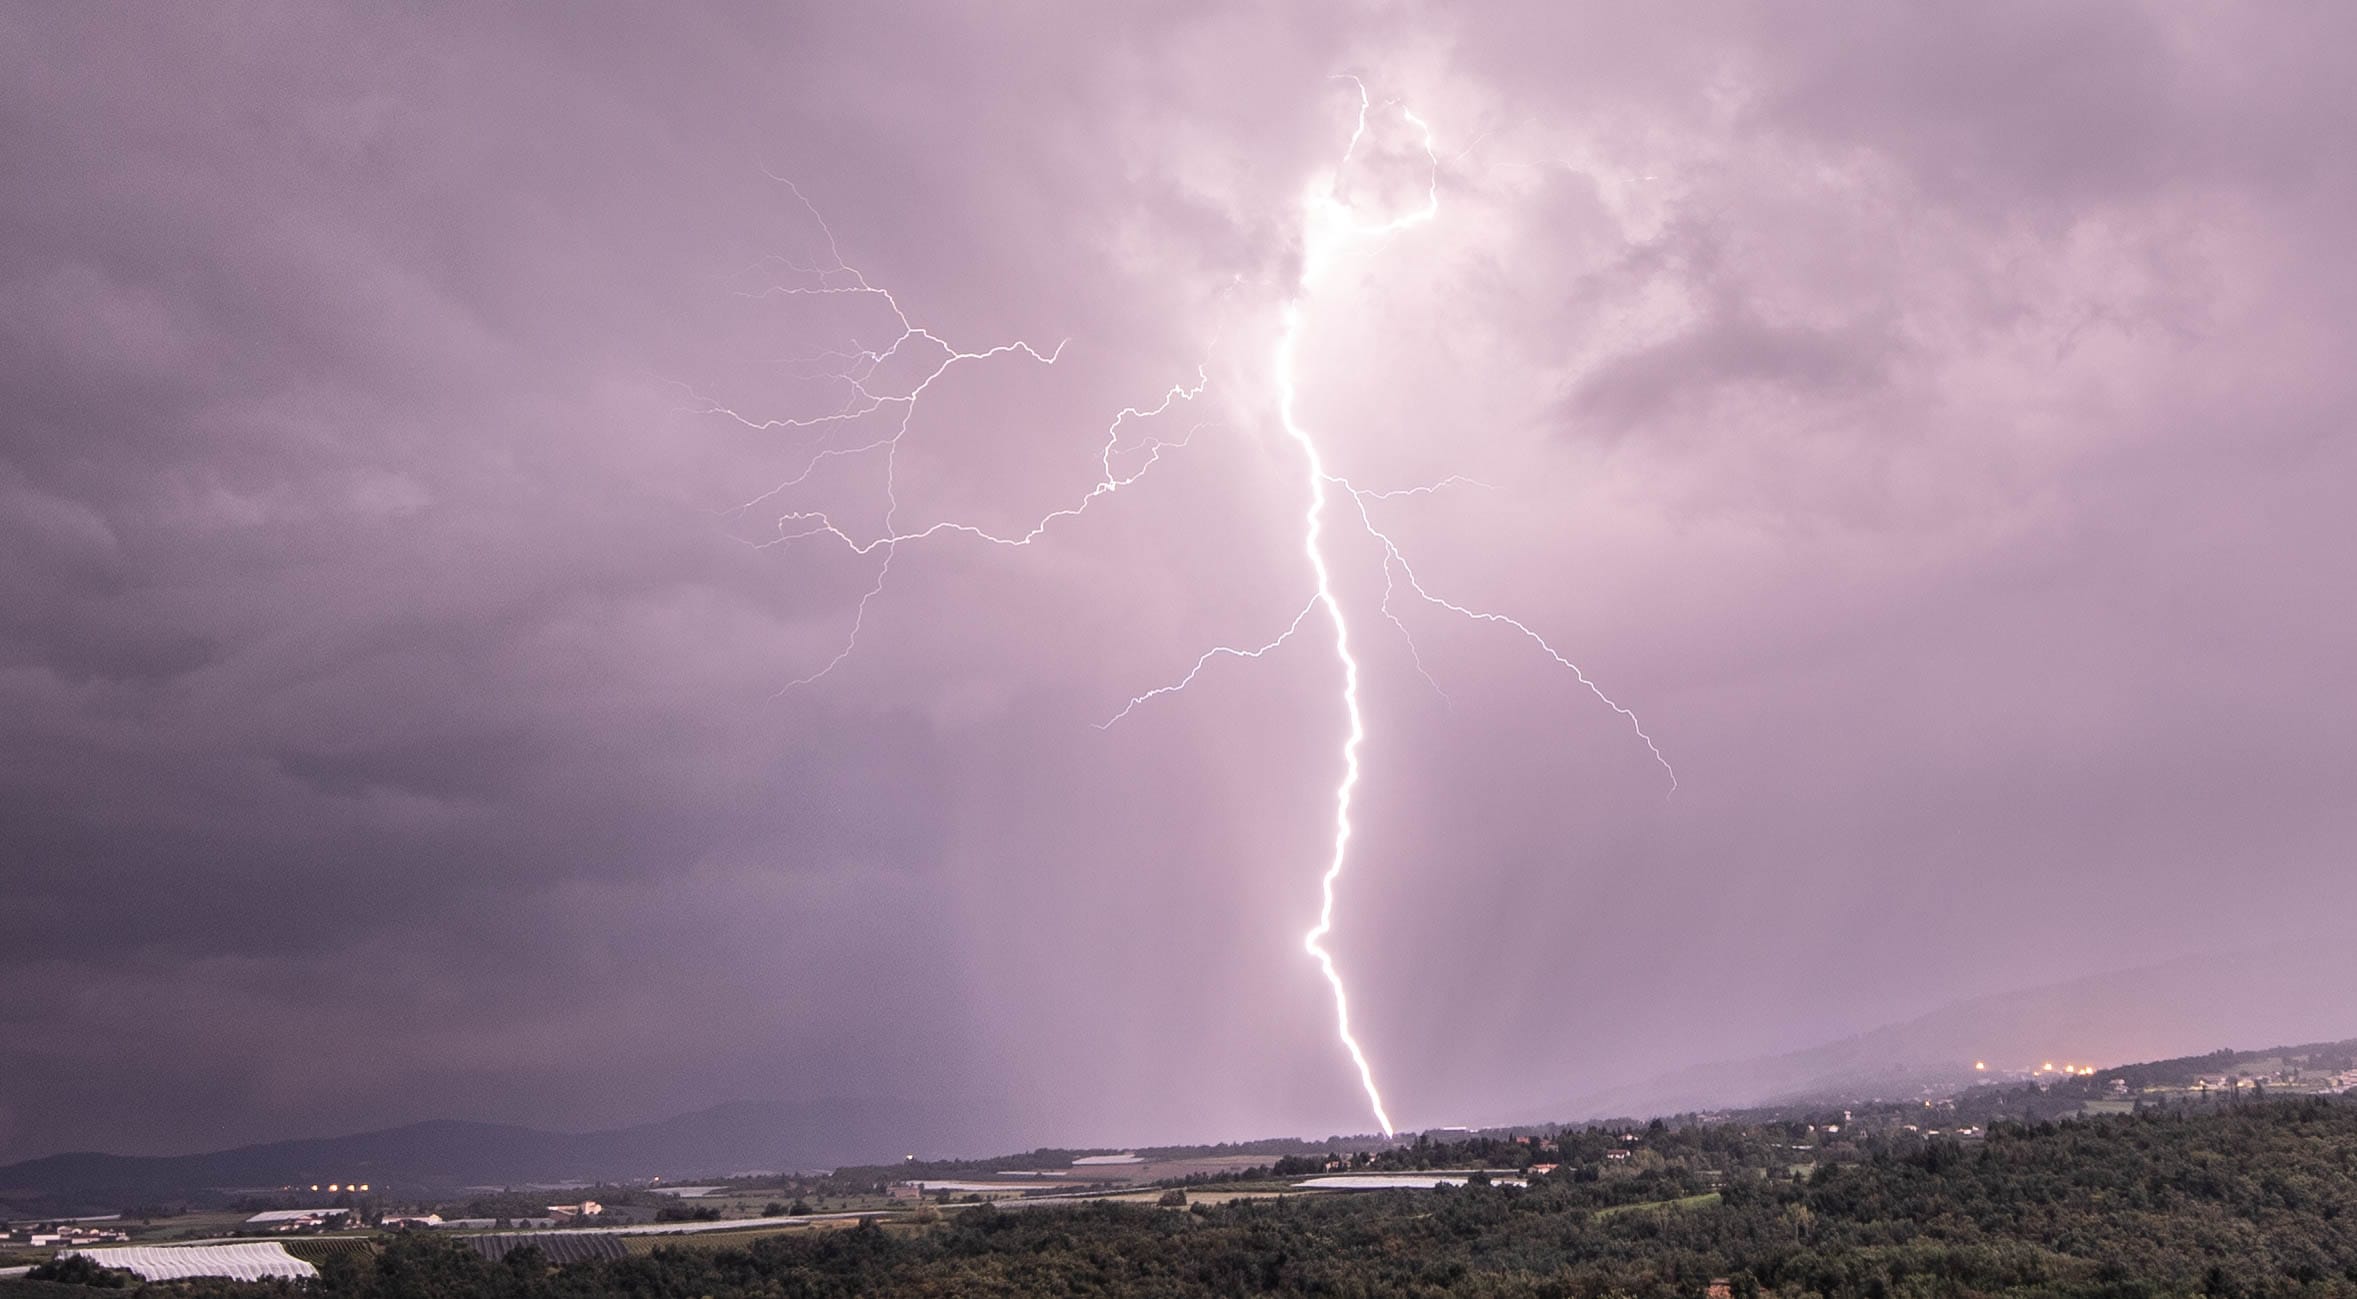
[3,1215,130,1248]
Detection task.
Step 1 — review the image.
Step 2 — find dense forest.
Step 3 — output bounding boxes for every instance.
[18,1097,2356,1298]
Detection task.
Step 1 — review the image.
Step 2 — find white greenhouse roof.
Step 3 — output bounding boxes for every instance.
[71,1243,319,1282]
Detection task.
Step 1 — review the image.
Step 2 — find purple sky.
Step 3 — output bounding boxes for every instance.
[4,4,2355,1161]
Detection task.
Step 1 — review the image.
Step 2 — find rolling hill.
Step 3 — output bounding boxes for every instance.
[0,1096,948,1205]
[1543,942,2357,1121]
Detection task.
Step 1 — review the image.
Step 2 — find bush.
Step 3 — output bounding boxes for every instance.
[27,1254,136,1288]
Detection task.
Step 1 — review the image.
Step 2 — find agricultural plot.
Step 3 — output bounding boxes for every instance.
[281,1238,379,1267]
[620,1224,836,1256]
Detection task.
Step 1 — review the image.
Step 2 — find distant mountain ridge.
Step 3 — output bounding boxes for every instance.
[0,1097,948,1202]
[1540,943,2357,1122]
[13,946,2353,1209]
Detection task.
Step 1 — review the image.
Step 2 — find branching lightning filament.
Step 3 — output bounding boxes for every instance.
[707,81,1673,1142]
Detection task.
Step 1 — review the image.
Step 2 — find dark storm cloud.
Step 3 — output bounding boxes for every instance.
[3,3,2353,1160]
[0,5,1001,1155]
[1752,5,2357,209]
[1566,305,1893,430]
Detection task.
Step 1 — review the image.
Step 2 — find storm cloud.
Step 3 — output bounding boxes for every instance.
[3,4,2353,1160]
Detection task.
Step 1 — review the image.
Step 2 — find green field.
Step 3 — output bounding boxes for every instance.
[129,1210,258,1241]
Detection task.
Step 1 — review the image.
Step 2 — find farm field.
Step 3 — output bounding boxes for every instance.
[47,1101,2355,1299]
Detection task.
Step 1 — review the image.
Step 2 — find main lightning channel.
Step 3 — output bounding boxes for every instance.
[1279,300,1393,1137]
[1278,80,1442,1138]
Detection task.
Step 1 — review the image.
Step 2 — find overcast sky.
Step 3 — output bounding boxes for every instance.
[4,4,2354,1162]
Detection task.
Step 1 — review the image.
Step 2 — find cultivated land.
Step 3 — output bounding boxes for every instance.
[4,1038,2354,1295]
[12,1099,2357,1297]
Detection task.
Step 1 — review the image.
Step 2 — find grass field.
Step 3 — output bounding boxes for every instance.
[673,1195,786,1220]
[130,1211,257,1241]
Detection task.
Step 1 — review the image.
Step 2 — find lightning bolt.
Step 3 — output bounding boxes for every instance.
[706,80,1672,1142]
[1277,79,1439,1140]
